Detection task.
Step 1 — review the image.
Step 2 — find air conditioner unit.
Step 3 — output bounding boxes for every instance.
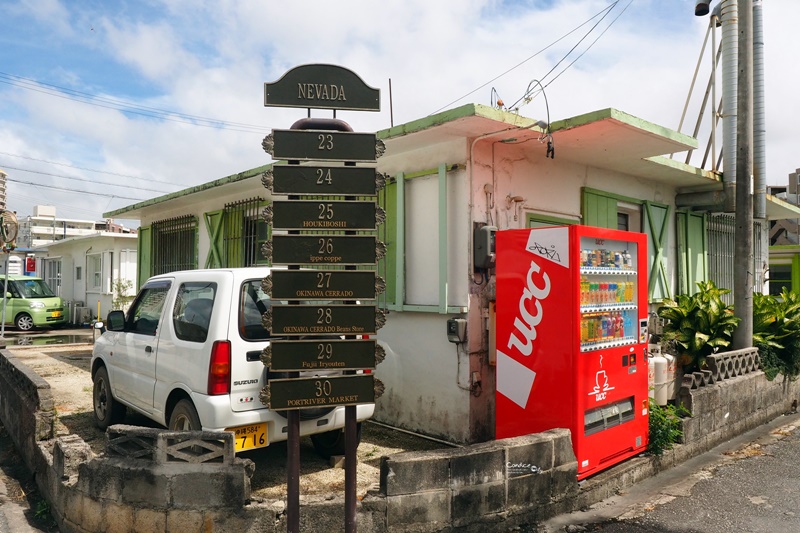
[74,307,92,325]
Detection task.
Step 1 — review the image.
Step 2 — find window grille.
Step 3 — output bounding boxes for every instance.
[707,214,764,305]
[223,197,267,267]
[152,215,197,275]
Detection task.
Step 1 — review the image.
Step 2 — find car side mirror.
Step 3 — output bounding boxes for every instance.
[106,310,126,332]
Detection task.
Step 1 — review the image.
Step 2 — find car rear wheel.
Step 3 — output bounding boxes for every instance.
[311,423,362,459]
[15,313,34,331]
[169,399,202,431]
[93,366,126,430]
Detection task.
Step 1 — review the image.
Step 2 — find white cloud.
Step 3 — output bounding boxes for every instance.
[1,0,799,224]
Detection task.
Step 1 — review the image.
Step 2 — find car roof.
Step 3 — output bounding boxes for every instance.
[2,275,43,281]
[147,267,276,281]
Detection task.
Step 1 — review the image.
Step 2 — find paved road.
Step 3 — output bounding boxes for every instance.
[539,411,800,533]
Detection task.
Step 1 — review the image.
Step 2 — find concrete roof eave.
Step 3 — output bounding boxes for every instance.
[104,104,710,219]
[30,232,138,252]
[382,105,710,188]
[765,194,800,221]
[102,164,273,221]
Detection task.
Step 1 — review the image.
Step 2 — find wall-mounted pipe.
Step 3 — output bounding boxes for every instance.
[676,0,738,212]
[753,0,766,219]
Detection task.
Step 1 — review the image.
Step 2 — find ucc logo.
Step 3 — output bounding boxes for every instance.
[507,259,551,357]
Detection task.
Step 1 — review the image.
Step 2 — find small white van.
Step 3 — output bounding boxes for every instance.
[90,267,374,456]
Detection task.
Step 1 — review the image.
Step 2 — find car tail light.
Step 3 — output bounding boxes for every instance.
[208,340,231,395]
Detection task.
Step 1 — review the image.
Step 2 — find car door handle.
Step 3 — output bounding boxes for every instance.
[246,351,261,362]
[145,345,153,353]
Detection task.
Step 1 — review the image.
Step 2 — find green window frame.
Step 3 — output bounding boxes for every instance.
[768,261,793,296]
[582,187,679,302]
[378,163,465,313]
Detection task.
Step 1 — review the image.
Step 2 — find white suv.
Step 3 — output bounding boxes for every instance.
[90,267,374,456]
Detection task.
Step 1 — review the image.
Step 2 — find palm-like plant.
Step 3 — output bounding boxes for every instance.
[657,280,741,373]
[752,288,800,382]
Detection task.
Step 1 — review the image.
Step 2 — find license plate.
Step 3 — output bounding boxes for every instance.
[51,311,62,318]
[227,422,267,452]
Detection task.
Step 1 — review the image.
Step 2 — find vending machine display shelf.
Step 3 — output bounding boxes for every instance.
[580,337,637,352]
[581,303,637,314]
[580,267,638,276]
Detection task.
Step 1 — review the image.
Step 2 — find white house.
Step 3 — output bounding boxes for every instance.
[32,232,138,324]
[103,104,800,444]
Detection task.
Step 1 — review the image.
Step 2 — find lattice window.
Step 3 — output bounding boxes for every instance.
[223,197,268,268]
[152,215,197,275]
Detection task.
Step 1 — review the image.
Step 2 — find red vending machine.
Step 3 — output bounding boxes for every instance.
[495,225,649,480]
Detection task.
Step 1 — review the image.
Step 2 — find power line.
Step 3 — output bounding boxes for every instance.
[0,164,175,194]
[0,150,187,187]
[536,0,634,96]
[508,0,625,110]
[6,177,147,201]
[428,1,619,115]
[0,71,272,134]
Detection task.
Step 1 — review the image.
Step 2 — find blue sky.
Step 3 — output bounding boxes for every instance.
[0,0,798,224]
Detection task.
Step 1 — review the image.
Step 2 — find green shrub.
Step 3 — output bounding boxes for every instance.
[753,289,800,383]
[648,399,688,456]
[657,280,740,373]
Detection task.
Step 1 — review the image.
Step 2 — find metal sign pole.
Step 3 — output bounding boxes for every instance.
[1,252,9,339]
[286,407,300,532]
[262,64,384,533]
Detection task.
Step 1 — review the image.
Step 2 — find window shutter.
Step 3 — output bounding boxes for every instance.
[137,226,152,289]
[676,210,708,295]
[225,207,245,268]
[644,201,671,301]
[581,189,617,229]
[204,210,225,268]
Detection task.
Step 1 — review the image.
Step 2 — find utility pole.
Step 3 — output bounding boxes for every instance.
[733,0,754,349]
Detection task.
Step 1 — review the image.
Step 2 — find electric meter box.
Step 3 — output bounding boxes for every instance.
[474,225,497,270]
[446,317,467,343]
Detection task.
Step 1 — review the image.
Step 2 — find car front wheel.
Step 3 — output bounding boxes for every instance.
[169,399,202,432]
[15,313,34,331]
[93,366,126,430]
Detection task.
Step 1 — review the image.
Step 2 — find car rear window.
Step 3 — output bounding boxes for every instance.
[173,282,217,343]
[239,279,273,341]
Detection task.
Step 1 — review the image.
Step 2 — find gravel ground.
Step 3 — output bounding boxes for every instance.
[5,343,448,501]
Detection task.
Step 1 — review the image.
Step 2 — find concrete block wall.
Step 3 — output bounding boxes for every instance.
[0,349,54,466]
[4,345,800,532]
[678,369,800,455]
[378,429,578,531]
